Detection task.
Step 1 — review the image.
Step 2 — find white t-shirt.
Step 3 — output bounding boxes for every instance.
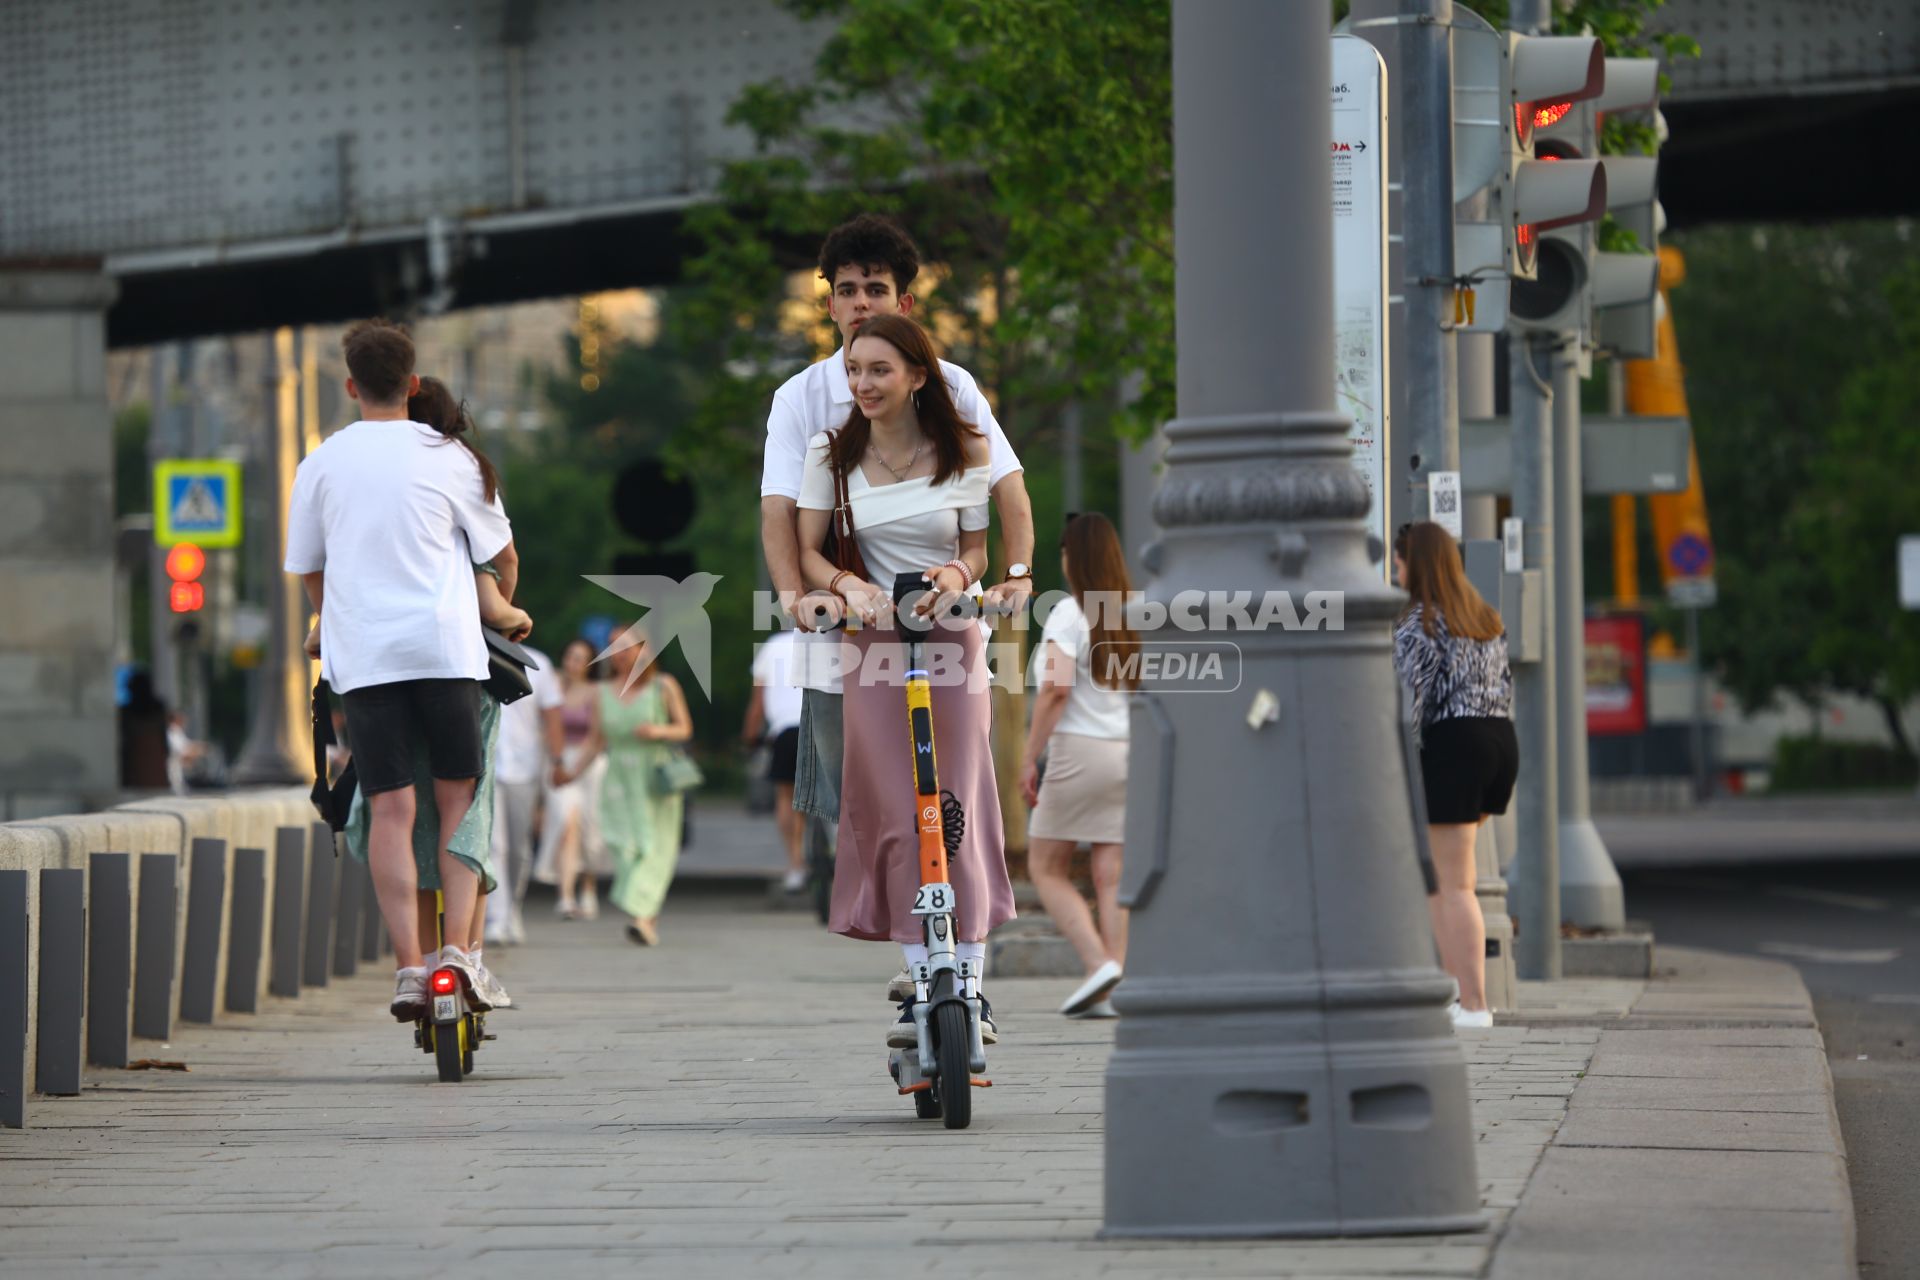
[751,630,805,736]
[762,349,1021,693]
[1037,594,1132,741]
[494,646,564,785]
[284,419,513,694]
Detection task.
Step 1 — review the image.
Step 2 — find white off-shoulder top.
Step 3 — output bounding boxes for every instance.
[797,431,991,586]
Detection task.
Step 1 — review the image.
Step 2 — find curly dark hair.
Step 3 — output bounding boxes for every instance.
[817,213,921,295]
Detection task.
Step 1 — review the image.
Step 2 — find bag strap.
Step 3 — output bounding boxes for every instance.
[832,461,856,541]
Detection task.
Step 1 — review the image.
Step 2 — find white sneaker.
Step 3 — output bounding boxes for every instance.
[1449,1002,1494,1030]
[1072,999,1118,1019]
[782,868,807,893]
[473,959,514,1010]
[507,904,527,946]
[886,969,916,1002]
[436,946,495,1012]
[578,887,600,921]
[1060,959,1124,1016]
[390,966,428,1022]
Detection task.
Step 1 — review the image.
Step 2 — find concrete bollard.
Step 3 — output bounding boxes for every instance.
[270,828,305,999]
[225,848,267,1015]
[302,824,334,987]
[86,853,132,1068]
[332,852,362,978]
[1,869,28,1128]
[35,868,85,1096]
[180,838,227,1023]
[134,853,179,1040]
[359,869,382,963]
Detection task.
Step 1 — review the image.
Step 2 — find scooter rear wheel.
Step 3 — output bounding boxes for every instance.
[914,1087,942,1120]
[434,1020,464,1083]
[934,1001,972,1130]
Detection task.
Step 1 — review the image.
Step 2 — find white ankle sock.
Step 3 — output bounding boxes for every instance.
[901,943,930,969]
[957,942,986,973]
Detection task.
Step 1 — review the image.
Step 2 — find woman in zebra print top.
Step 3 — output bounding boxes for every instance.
[1392,522,1519,1031]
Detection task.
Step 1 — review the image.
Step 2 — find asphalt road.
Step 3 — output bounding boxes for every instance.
[1622,853,1920,1279]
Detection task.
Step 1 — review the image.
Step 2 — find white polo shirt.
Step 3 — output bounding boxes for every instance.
[285,419,513,694]
[762,348,1021,694]
[751,630,805,736]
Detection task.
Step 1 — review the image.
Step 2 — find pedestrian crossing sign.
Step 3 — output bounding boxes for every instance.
[153,459,243,548]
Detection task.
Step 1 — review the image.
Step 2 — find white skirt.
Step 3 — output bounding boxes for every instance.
[530,745,611,882]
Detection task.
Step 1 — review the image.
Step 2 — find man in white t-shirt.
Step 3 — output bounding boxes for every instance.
[284,319,518,1023]
[485,644,563,945]
[743,625,807,891]
[759,213,1035,996]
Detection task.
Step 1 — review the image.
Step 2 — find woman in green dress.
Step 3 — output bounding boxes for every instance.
[584,628,696,945]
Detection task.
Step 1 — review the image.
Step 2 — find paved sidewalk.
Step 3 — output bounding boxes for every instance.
[0,890,1852,1278]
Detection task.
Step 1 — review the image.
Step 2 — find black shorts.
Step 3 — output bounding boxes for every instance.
[767,726,801,785]
[1419,716,1519,825]
[340,678,486,797]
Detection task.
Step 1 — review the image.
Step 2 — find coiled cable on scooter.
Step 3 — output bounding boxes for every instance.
[940,789,965,858]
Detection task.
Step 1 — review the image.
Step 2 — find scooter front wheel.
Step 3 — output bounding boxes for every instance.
[934,1001,972,1130]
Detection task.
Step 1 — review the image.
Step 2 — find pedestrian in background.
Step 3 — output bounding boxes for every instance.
[1020,512,1136,1018]
[535,638,610,920]
[743,622,807,893]
[484,641,561,946]
[1392,520,1518,1031]
[586,626,696,947]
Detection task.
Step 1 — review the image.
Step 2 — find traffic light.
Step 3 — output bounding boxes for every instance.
[1592,60,1664,359]
[166,541,206,614]
[1507,97,1601,337]
[1495,34,1605,281]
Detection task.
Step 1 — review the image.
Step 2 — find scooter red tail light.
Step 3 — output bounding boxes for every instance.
[430,968,460,995]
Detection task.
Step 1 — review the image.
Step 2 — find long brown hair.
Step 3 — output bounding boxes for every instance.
[1062,512,1140,691]
[826,314,981,486]
[409,376,501,504]
[1395,520,1503,641]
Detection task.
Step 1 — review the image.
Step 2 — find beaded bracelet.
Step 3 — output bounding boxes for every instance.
[942,558,975,589]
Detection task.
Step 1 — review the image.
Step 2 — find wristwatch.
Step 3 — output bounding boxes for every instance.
[1005,562,1032,581]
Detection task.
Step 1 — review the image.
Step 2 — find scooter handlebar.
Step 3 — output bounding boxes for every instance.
[798,579,1027,632]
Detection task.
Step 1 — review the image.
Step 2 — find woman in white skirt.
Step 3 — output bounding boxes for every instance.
[1018,512,1137,1017]
[532,638,611,917]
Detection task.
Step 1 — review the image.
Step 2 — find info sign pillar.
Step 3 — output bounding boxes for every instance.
[1331,35,1391,564]
[1103,0,1482,1238]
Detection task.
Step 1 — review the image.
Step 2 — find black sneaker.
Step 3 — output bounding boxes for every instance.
[978,994,1000,1045]
[886,998,918,1048]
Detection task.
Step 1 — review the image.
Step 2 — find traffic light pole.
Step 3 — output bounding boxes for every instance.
[1508,331,1561,981]
[1103,0,1480,1236]
[1505,0,1562,986]
[1551,344,1625,928]
[232,328,310,784]
[1352,0,1459,526]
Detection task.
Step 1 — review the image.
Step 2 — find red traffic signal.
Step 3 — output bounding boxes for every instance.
[166,542,206,582]
[167,541,206,613]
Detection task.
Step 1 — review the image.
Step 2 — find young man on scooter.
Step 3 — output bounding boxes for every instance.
[758,213,1037,1027]
[285,319,518,1021]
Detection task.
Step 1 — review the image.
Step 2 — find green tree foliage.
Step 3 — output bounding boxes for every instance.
[504,299,764,771]
[676,0,1173,462]
[1791,257,1920,756]
[1667,221,1920,748]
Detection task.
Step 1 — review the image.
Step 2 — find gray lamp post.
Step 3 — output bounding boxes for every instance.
[1102,0,1483,1238]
